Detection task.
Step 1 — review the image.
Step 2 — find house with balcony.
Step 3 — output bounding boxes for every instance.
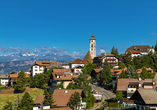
[93,53,121,69]
[50,69,79,89]
[52,89,86,109]
[117,78,156,104]
[71,65,83,75]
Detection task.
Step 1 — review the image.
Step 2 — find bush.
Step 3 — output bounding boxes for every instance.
[0,83,2,86]
[108,102,119,107]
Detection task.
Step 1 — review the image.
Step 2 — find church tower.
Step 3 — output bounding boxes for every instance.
[90,34,96,59]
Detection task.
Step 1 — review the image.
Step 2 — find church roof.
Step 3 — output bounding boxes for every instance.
[83,51,93,63]
[90,35,96,40]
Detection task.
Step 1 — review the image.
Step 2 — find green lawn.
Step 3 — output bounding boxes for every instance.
[0,88,44,110]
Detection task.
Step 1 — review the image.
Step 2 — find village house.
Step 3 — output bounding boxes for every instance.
[9,72,29,87]
[125,45,155,56]
[70,58,85,69]
[32,61,61,77]
[71,65,84,75]
[50,69,79,89]
[52,89,86,109]
[130,89,157,110]
[93,53,121,69]
[117,78,156,104]
[62,62,70,69]
[91,69,103,80]
[0,74,9,86]
[112,68,127,90]
[33,95,45,110]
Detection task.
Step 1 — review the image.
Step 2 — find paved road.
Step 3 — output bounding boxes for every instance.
[88,84,116,110]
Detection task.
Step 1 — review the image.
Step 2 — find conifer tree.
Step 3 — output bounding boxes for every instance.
[124,52,132,67]
[13,95,21,110]
[111,46,116,54]
[100,60,112,84]
[119,70,127,78]
[43,89,56,108]
[15,70,27,92]
[17,92,33,110]
[126,65,138,79]
[82,62,97,75]
[2,101,13,110]
[68,91,81,110]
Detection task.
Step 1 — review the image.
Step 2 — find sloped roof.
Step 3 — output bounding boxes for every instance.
[71,65,84,69]
[10,72,29,79]
[93,69,103,73]
[117,79,154,91]
[53,89,82,107]
[0,74,9,79]
[112,68,127,75]
[83,51,93,63]
[62,62,70,66]
[71,58,86,64]
[136,68,154,74]
[131,89,157,104]
[126,45,153,53]
[34,95,45,105]
[131,51,141,54]
[90,35,96,40]
[45,107,72,110]
[35,61,60,66]
[53,69,71,73]
[52,72,78,81]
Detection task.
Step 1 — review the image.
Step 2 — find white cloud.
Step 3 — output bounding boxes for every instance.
[100,49,106,53]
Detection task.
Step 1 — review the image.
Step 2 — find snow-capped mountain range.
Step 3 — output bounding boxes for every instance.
[0,52,85,75]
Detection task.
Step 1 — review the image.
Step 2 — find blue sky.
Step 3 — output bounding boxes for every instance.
[0,0,157,56]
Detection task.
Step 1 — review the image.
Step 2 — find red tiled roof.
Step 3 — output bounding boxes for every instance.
[71,58,86,64]
[10,72,29,79]
[121,54,126,57]
[131,51,140,54]
[94,69,103,73]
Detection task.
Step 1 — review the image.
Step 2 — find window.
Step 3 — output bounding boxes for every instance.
[35,69,37,71]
